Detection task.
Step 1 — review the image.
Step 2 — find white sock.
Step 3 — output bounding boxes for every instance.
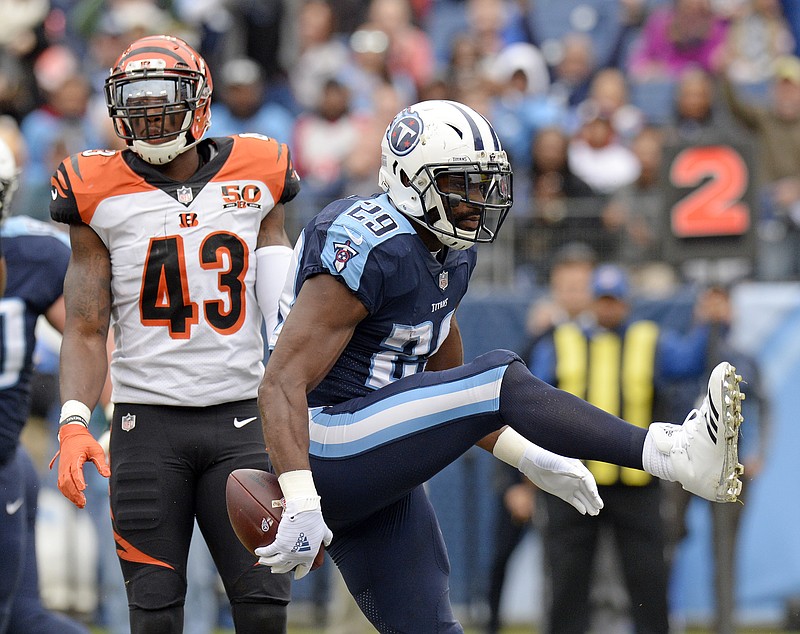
[642,429,676,482]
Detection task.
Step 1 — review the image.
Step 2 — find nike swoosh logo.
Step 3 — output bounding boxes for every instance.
[6,498,23,515]
[344,226,364,245]
[234,417,258,428]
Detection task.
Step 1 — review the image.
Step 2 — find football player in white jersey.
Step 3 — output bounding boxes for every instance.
[255,100,745,633]
[49,35,298,633]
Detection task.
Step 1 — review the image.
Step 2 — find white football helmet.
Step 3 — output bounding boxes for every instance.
[0,137,19,220]
[378,100,513,250]
[105,35,213,165]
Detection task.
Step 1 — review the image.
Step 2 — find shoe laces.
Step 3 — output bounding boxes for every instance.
[676,408,700,452]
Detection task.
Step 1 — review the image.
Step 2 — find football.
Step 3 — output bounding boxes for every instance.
[225,468,325,570]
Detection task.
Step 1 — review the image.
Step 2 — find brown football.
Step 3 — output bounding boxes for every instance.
[225,468,325,570]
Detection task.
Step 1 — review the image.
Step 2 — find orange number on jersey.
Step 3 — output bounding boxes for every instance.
[669,145,750,238]
[200,232,249,335]
[140,233,248,339]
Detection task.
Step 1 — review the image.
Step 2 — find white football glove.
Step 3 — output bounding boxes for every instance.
[518,443,604,516]
[256,496,333,580]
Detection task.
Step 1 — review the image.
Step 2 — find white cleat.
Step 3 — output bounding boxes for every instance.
[650,361,745,502]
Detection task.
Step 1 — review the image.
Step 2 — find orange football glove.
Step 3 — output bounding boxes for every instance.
[49,424,111,509]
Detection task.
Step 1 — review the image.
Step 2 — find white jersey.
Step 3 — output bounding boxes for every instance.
[50,135,300,406]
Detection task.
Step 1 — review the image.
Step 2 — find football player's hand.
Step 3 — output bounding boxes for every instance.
[49,424,110,509]
[518,443,603,516]
[256,497,333,580]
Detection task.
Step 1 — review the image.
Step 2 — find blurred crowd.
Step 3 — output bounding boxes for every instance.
[2,0,800,292]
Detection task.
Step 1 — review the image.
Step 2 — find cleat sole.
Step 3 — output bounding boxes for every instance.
[716,364,744,502]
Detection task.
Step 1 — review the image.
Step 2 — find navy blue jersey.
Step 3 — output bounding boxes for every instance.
[0,217,69,451]
[280,193,477,406]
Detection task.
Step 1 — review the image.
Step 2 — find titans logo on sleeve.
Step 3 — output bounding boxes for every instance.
[332,240,358,273]
[288,193,477,406]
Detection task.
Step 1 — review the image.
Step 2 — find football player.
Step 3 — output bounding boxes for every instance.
[0,136,88,633]
[256,100,745,633]
[49,36,296,633]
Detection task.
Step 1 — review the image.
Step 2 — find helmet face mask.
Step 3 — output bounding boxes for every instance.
[379,100,513,250]
[105,36,212,165]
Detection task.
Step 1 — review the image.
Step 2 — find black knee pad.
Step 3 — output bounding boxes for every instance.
[129,605,183,634]
[124,567,186,612]
[232,601,288,634]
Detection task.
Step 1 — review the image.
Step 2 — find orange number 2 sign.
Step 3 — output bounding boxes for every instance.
[669,145,751,238]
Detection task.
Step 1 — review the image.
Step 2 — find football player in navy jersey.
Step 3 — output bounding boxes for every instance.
[257,100,746,633]
[48,36,298,633]
[0,137,88,634]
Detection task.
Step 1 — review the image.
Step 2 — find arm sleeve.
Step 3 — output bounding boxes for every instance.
[256,244,294,340]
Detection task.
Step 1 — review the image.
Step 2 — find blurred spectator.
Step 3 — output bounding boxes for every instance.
[82,4,172,94]
[443,33,484,99]
[664,66,731,143]
[0,0,49,55]
[721,53,800,279]
[663,283,771,634]
[220,0,287,86]
[527,0,645,73]
[0,0,49,121]
[516,126,595,281]
[627,0,730,81]
[291,78,363,232]
[530,263,715,634]
[343,80,403,196]
[487,42,562,170]
[367,0,434,93]
[548,32,598,111]
[19,46,103,220]
[489,241,598,633]
[172,0,234,71]
[725,0,795,85]
[568,100,640,195]
[328,0,372,34]
[289,0,350,112]
[530,126,595,220]
[543,0,646,123]
[601,126,667,266]
[465,0,528,70]
[207,57,295,143]
[523,241,598,341]
[586,67,645,142]
[336,24,416,115]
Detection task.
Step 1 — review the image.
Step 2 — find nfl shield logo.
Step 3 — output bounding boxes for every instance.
[121,413,136,432]
[177,186,193,205]
[438,270,449,290]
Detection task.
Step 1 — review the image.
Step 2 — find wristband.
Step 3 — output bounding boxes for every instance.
[278,470,320,507]
[492,427,528,469]
[58,400,91,429]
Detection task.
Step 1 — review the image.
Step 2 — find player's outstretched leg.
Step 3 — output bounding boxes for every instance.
[647,362,744,502]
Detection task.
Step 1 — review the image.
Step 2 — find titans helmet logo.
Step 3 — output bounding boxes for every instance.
[387,111,423,156]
